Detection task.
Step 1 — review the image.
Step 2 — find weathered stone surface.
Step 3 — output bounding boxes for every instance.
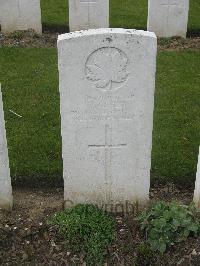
[0,84,13,211]
[69,0,109,32]
[194,147,200,208]
[147,0,189,37]
[0,0,42,34]
[58,29,157,211]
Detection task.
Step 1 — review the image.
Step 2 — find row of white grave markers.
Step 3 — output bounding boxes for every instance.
[0,0,189,38]
[69,0,189,37]
[0,0,42,34]
[0,84,13,211]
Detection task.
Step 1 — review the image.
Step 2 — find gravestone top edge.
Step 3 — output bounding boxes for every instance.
[58,28,157,43]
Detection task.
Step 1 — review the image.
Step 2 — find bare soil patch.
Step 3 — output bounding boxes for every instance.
[0,30,58,48]
[1,184,200,265]
[0,30,200,51]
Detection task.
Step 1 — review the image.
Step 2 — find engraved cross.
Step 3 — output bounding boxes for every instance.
[80,0,97,3]
[88,124,127,186]
[161,0,177,8]
[79,0,98,28]
[17,0,22,18]
[161,0,177,26]
[88,124,127,151]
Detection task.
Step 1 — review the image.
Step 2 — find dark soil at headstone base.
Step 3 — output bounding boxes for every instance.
[0,30,200,51]
[1,184,200,265]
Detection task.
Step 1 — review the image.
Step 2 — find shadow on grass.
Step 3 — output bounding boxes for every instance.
[42,24,200,38]
[12,175,64,188]
[42,23,69,34]
[110,25,147,31]
[42,24,150,34]
[187,29,200,38]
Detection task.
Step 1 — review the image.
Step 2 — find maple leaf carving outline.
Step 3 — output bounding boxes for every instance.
[85,47,129,91]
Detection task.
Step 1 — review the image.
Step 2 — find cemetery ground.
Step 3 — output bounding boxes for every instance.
[0,184,199,265]
[0,37,199,264]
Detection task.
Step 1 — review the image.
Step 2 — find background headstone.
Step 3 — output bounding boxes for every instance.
[58,28,157,211]
[0,84,13,211]
[147,0,189,37]
[69,0,109,31]
[193,147,200,208]
[0,0,42,34]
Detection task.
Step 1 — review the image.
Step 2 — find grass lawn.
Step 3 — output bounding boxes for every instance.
[41,0,200,34]
[0,48,62,186]
[0,48,199,186]
[153,50,200,183]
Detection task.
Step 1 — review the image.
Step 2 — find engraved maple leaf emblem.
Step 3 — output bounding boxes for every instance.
[85,47,129,91]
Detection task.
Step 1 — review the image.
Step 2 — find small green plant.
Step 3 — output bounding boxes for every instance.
[138,201,200,253]
[132,242,154,266]
[49,204,116,265]
[9,30,25,40]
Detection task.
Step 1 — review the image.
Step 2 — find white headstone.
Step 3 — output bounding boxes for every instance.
[193,147,200,208]
[69,0,109,32]
[147,0,189,37]
[58,29,157,211]
[0,84,13,211]
[0,0,42,34]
